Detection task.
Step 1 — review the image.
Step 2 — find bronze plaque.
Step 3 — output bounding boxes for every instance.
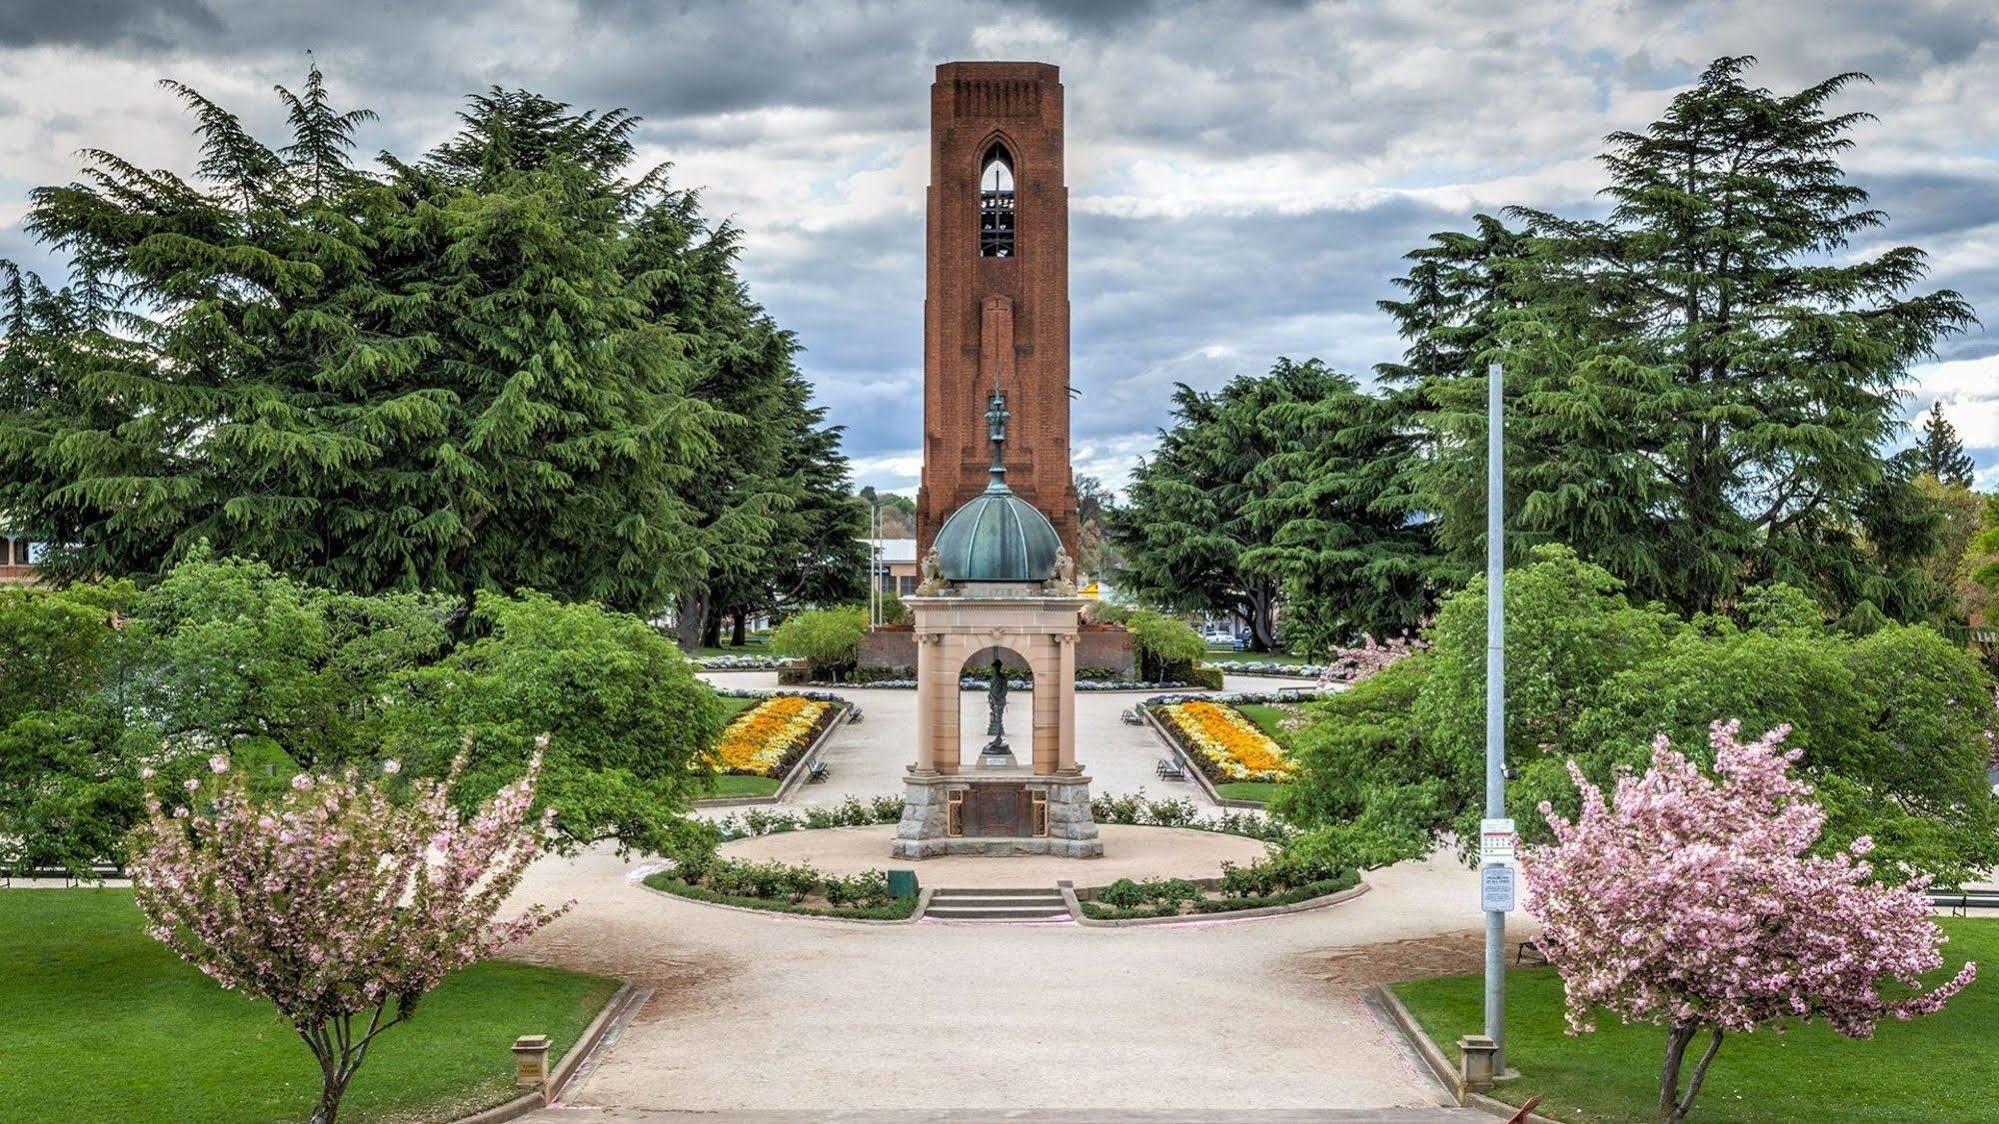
[961,785,1030,837]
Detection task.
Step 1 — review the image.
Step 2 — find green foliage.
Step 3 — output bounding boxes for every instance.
[133,549,454,772]
[823,869,893,909]
[385,589,724,856]
[1121,609,1207,680]
[0,68,856,622]
[1382,57,1969,621]
[769,606,870,678]
[0,582,139,876]
[1285,545,1999,883]
[1417,545,1670,774]
[1108,358,1442,652]
[1918,403,1976,489]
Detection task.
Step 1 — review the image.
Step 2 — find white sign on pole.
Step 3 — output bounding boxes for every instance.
[1479,817,1517,867]
[1481,864,1517,912]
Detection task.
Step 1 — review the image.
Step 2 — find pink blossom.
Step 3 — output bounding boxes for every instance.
[129,743,567,1124]
[1521,721,1974,1121]
[1315,629,1428,688]
[183,778,200,792]
[208,754,230,775]
[381,759,401,776]
[140,766,155,780]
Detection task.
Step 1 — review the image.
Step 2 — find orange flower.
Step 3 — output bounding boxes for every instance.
[712,696,830,777]
[1161,700,1292,782]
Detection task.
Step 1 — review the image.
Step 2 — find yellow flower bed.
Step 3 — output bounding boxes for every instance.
[1159,700,1293,782]
[712,696,832,777]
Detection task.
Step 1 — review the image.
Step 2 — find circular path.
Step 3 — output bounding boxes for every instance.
[509,670,1506,1119]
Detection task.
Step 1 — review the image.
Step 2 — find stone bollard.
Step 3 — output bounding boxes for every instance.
[1457,1034,1499,1094]
[513,1034,551,1089]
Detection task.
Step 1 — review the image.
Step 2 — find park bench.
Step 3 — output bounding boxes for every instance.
[807,759,831,784]
[1929,887,1999,916]
[1155,757,1187,781]
[1516,938,1548,965]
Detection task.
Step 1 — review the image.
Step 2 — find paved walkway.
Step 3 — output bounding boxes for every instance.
[511,845,1487,1117]
[504,669,1491,1117]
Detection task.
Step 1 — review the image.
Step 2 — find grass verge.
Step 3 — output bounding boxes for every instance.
[5,889,617,1123]
[1214,780,1288,804]
[1391,918,1997,1123]
[641,872,919,921]
[699,774,781,799]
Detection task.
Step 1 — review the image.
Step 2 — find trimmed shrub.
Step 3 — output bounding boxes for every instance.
[770,607,870,681]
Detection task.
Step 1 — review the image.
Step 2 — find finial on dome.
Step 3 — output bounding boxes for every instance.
[984,387,1011,493]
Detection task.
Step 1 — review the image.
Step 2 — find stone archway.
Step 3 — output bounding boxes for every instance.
[893,591,1100,859]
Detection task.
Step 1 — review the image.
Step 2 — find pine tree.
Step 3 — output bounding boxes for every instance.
[1918,401,1975,487]
[1108,358,1440,652]
[1384,57,1972,620]
[0,70,853,619]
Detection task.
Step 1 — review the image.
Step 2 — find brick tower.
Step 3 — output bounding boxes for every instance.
[915,61,1079,560]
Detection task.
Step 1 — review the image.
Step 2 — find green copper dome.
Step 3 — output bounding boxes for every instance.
[934,483,1062,583]
[933,386,1062,583]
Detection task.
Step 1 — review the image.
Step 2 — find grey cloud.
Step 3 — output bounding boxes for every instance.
[0,0,222,49]
[2,0,1998,488]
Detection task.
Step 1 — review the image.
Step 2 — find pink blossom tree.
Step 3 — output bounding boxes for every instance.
[1315,630,1428,689]
[129,742,568,1124]
[1521,721,1976,1123]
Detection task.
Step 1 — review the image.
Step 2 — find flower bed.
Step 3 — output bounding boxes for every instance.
[1152,699,1295,783]
[710,695,839,778]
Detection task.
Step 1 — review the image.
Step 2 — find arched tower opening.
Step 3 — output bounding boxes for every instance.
[978,143,1015,258]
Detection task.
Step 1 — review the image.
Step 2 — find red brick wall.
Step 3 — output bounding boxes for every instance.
[915,62,1079,560]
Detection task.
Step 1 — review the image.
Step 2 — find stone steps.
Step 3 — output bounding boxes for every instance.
[924,886,1072,922]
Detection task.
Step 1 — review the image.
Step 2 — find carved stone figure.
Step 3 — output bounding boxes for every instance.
[914,547,947,595]
[1045,544,1077,594]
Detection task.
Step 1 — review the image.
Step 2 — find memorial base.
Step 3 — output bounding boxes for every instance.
[892,770,1103,859]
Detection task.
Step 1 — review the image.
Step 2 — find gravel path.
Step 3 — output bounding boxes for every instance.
[504,674,1507,1117]
[509,844,1488,1116]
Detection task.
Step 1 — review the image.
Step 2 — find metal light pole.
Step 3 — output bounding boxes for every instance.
[868,500,883,627]
[1483,360,1508,1071]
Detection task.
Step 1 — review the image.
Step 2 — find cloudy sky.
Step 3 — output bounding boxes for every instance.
[3,0,1998,493]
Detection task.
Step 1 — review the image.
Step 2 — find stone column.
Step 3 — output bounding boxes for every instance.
[1031,636,1059,775]
[913,631,941,773]
[933,634,962,773]
[1056,630,1078,773]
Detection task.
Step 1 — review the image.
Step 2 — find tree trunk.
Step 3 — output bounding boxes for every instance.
[731,609,748,647]
[700,601,723,649]
[1658,1022,1723,1123]
[674,586,710,652]
[1243,582,1278,652]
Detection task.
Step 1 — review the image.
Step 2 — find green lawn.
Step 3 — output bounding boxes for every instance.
[718,695,760,719]
[700,774,781,799]
[1235,702,1301,745]
[5,889,619,1123]
[1392,918,1998,1122]
[1214,781,1288,804]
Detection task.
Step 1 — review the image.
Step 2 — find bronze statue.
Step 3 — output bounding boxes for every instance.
[982,653,1010,757]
